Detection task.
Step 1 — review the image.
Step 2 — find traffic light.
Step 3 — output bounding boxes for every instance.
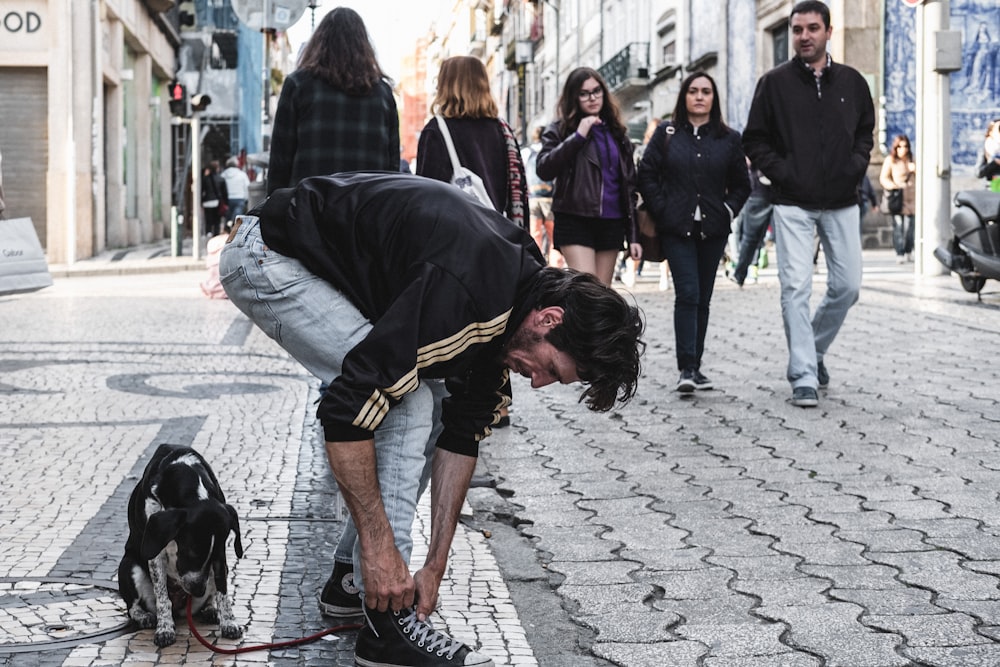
[168,81,187,116]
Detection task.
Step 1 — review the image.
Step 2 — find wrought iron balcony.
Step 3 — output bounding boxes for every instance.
[598,42,651,93]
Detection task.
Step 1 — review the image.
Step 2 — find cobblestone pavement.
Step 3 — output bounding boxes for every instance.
[479,254,1000,667]
[2,250,999,666]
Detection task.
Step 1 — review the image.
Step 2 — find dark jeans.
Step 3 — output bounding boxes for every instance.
[733,194,773,283]
[891,214,914,256]
[662,233,729,372]
[227,198,248,222]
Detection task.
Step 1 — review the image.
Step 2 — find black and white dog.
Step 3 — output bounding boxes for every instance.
[118,444,244,647]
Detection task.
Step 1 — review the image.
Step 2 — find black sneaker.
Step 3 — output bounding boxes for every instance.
[676,369,696,393]
[355,605,494,667]
[319,561,362,617]
[692,370,713,390]
[817,360,829,388]
[790,386,818,407]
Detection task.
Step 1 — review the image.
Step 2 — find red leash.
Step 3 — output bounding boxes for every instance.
[186,597,363,654]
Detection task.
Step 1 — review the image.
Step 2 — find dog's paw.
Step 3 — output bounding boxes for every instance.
[153,629,177,647]
[219,621,243,639]
[128,606,156,629]
[195,606,220,624]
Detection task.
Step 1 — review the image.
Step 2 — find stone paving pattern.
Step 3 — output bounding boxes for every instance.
[477,257,1000,666]
[1,250,999,666]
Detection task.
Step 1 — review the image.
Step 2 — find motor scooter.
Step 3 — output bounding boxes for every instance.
[933,189,1000,296]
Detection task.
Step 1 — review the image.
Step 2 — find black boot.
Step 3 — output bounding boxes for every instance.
[354,604,493,667]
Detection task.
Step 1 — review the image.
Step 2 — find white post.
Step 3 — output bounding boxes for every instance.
[191,114,201,260]
[914,0,951,276]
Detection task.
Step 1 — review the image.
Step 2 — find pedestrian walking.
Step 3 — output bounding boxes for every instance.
[536,67,641,286]
[266,7,399,194]
[974,118,1000,188]
[220,157,250,225]
[201,161,227,237]
[638,71,750,393]
[521,125,562,267]
[416,55,529,429]
[857,173,877,232]
[623,118,668,289]
[879,134,916,263]
[728,163,773,287]
[416,55,527,230]
[742,0,875,407]
[219,172,644,667]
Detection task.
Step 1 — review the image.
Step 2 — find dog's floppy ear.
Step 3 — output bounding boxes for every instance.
[140,509,186,562]
[226,504,244,559]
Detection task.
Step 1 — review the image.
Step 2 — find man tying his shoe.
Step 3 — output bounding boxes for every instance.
[220,172,644,666]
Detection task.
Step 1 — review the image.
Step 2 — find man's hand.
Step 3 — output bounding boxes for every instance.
[361,542,414,612]
[413,564,445,621]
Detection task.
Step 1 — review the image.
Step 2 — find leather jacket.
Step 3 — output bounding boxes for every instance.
[536,121,638,244]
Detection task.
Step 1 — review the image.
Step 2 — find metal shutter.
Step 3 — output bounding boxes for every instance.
[0,68,48,245]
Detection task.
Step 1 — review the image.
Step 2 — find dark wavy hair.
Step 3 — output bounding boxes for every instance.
[534,268,645,411]
[297,7,387,95]
[672,71,729,138]
[791,0,831,28]
[555,67,629,142]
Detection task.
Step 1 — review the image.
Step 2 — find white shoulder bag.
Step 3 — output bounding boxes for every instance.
[434,115,494,209]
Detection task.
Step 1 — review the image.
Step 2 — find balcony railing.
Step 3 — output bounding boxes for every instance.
[598,42,651,92]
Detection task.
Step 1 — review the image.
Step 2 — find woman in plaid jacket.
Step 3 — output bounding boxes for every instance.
[267,7,399,195]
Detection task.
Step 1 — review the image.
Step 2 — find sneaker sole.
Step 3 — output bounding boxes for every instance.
[676,381,696,393]
[319,600,364,617]
[357,658,494,667]
[790,397,818,407]
[694,382,713,391]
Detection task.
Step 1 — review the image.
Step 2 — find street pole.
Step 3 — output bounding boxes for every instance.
[541,0,560,108]
[191,114,201,261]
[914,0,951,276]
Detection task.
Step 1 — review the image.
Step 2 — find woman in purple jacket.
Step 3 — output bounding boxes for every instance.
[536,67,641,286]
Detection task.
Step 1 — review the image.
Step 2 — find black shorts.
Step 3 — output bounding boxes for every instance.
[553,212,626,252]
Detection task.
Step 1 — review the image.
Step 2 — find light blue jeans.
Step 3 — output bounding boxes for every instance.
[218,216,443,593]
[772,205,862,389]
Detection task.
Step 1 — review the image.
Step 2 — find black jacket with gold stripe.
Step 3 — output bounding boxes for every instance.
[257,171,545,457]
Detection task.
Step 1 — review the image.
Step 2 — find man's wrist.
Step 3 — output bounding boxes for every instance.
[421,557,447,578]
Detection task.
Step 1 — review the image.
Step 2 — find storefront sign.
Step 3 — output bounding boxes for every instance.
[1,3,45,55]
[3,10,42,34]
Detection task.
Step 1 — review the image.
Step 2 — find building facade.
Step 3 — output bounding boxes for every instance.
[0,0,178,264]
[0,0,266,264]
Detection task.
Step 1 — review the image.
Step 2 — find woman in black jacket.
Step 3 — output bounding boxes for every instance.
[536,67,640,286]
[638,71,750,393]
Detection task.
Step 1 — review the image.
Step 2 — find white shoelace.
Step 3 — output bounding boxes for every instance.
[397,608,464,659]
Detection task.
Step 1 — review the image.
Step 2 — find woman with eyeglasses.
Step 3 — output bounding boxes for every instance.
[536,67,641,286]
[879,134,916,263]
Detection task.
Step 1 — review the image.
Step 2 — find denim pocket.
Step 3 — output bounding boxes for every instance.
[218,246,282,342]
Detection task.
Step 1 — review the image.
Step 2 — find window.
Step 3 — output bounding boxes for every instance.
[771,21,789,66]
[656,10,676,68]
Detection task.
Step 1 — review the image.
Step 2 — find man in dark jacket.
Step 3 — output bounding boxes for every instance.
[219,172,643,667]
[742,0,875,408]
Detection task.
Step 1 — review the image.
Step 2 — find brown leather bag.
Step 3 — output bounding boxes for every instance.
[637,123,675,264]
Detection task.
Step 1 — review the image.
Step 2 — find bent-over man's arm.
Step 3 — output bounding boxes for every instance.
[413,448,479,621]
[324,438,415,613]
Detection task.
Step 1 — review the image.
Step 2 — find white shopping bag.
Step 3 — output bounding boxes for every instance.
[0,217,53,295]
